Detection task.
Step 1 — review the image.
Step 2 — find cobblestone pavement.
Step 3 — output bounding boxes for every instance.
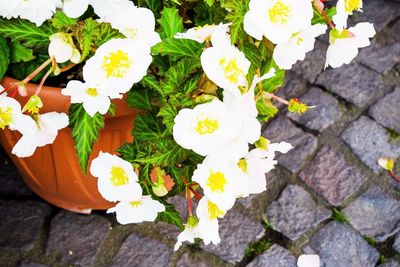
[1,1,400,266]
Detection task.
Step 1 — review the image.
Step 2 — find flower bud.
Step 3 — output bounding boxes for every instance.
[186,215,199,228]
[377,157,394,172]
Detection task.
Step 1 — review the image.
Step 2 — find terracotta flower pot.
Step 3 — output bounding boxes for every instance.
[0,77,138,213]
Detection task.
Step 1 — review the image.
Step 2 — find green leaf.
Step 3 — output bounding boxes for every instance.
[182,73,201,94]
[256,98,278,122]
[127,87,153,111]
[158,8,184,40]
[312,7,337,25]
[152,38,202,61]
[164,166,185,196]
[116,142,137,163]
[10,54,49,82]
[140,74,164,96]
[204,0,215,6]
[241,41,262,84]
[79,18,98,61]
[0,18,54,47]
[157,105,177,133]
[0,37,10,81]
[156,202,184,229]
[221,0,249,44]
[261,60,285,93]
[131,113,164,142]
[161,58,201,94]
[94,22,125,47]
[52,11,77,29]
[10,41,35,63]
[69,103,105,173]
[134,140,189,166]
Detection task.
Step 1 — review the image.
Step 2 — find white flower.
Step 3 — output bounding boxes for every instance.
[175,23,231,43]
[48,33,80,64]
[62,0,89,18]
[12,112,69,158]
[173,99,242,157]
[0,95,36,133]
[90,0,133,20]
[174,220,201,251]
[297,254,320,267]
[62,80,112,117]
[0,0,57,26]
[333,0,363,30]
[83,38,152,95]
[196,196,223,245]
[325,22,375,68]
[90,152,142,202]
[201,42,250,96]
[107,195,165,224]
[244,0,314,44]
[192,155,244,210]
[273,24,327,70]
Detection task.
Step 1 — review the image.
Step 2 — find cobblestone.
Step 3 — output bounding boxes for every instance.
[246,244,297,267]
[341,116,400,172]
[343,186,400,242]
[263,116,318,173]
[379,259,400,267]
[287,87,342,131]
[18,261,48,267]
[46,211,111,267]
[0,200,51,251]
[369,87,400,134]
[394,231,400,254]
[317,62,385,107]
[176,252,213,267]
[299,145,367,206]
[304,222,380,267]
[266,185,331,240]
[110,233,173,267]
[201,207,265,264]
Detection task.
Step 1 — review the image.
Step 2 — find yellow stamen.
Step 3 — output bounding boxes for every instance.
[238,159,248,173]
[110,166,129,187]
[207,171,227,192]
[102,50,132,78]
[268,0,291,24]
[195,117,219,135]
[207,200,224,219]
[130,201,142,208]
[219,58,245,84]
[0,107,13,129]
[86,88,99,97]
[345,0,362,13]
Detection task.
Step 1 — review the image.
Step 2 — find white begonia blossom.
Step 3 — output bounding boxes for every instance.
[62,0,90,18]
[107,195,165,224]
[325,22,375,68]
[90,152,143,202]
[244,0,314,44]
[0,0,57,26]
[273,24,327,70]
[173,99,243,157]
[333,0,363,30]
[297,254,320,267]
[174,23,231,43]
[12,112,69,158]
[90,0,133,20]
[0,95,36,133]
[195,196,224,245]
[62,80,112,117]
[48,33,80,64]
[201,38,250,96]
[174,221,201,251]
[192,155,244,210]
[83,38,152,95]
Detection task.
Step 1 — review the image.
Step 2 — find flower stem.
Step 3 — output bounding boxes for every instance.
[186,188,193,216]
[34,68,53,96]
[264,92,290,105]
[321,10,335,30]
[21,57,53,85]
[188,186,202,201]
[390,171,400,182]
[59,63,76,73]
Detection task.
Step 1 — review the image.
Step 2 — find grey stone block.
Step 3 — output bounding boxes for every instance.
[317,62,385,107]
[110,233,173,267]
[369,88,400,134]
[394,231,400,253]
[266,185,331,240]
[246,244,297,267]
[287,87,342,131]
[201,207,265,264]
[299,146,367,206]
[305,221,380,267]
[176,253,214,267]
[46,211,111,267]
[341,116,400,172]
[0,200,51,251]
[263,116,318,173]
[379,259,400,267]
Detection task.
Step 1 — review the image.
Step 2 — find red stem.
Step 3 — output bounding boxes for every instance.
[186,188,193,216]
[321,10,335,30]
[188,186,202,201]
[390,171,400,182]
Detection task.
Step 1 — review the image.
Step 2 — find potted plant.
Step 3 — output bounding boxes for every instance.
[0,0,374,249]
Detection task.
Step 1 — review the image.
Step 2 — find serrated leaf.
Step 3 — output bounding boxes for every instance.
[52,11,77,29]
[0,37,10,81]
[156,202,184,229]
[132,113,164,141]
[140,74,164,96]
[161,58,201,94]
[241,41,262,84]
[94,23,124,47]
[10,54,49,82]
[117,142,137,163]
[312,7,337,25]
[157,105,177,133]
[261,60,285,93]
[78,18,99,61]
[205,0,215,6]
[0,18,54,47]
[164,166,185,196]
[182,73,201,94]
[69,103,105,173]
[222,0,249,44]
[256,98,278,122]
[127,87,153,111]
[158,8,184,40]
[10,41,35,63]
[152,38,202,61]
[134,140,189,166]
